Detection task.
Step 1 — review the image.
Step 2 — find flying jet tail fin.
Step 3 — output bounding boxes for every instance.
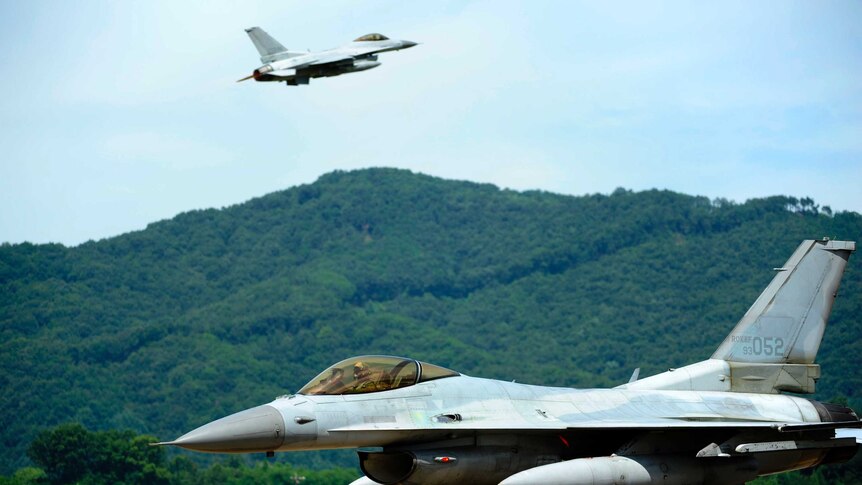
[245,27,303,63]
[620,239,855,395]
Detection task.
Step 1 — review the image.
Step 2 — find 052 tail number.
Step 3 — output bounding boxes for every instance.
[742,337,785,356]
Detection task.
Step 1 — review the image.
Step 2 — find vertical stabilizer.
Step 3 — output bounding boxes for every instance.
[245,27,302,63]
[620,239,854,394]
[712,239,855,364]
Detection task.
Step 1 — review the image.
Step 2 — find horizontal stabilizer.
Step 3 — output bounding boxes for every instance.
[777,420,862,433]
[735,437,857,453]
[836,429,862,444]
[266,69,298,79]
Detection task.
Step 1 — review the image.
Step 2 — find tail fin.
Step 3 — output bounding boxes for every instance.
[620,239,855,394]
[712,239,855,364]
[245,27,302,63]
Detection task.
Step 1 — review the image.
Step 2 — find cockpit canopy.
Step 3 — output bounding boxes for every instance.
[298,355,459,396]
[354,33,389,42]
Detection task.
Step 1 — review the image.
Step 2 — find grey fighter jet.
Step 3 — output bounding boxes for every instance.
[155,239,861,485]
[237,28,417,86]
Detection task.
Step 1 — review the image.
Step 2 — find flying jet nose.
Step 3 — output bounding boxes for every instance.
[155,404,285,453]
[401,40,418,49]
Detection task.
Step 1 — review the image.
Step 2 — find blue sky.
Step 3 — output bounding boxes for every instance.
[1,1,860,245]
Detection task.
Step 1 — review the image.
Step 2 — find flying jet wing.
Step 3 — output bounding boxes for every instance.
[307,52,356,66]
[264,52,354,72]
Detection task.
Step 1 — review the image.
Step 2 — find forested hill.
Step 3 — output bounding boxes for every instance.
[1,168,861,474]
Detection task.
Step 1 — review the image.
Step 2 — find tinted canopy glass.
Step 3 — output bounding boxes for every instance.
[354,33,389,42]
[298,355,458,395]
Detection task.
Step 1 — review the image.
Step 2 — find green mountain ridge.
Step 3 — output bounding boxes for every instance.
[1,168,861,475]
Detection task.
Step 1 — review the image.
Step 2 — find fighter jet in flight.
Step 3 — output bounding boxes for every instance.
[237,28,417,86]
[156,239,860,484]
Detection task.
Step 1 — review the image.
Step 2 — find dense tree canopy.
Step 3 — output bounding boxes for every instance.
[0,424,357,484]
[1,168,860,481]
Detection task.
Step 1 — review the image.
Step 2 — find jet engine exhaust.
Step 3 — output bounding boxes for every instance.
[238,65,274,82]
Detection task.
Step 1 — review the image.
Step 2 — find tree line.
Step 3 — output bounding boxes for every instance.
[1,168,860,479]
[1,424,358,485]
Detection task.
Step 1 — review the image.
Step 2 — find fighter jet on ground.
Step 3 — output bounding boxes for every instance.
[156,239,860,484]
[237,27,417,86]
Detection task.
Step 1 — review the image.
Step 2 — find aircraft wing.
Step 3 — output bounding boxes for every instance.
[307,52,355,66]
[324,419,862,456]
[266,52,356,72]
[328,419,862,434]
[566,419,862,432]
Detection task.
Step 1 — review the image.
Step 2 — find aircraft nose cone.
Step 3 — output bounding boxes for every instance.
[401,40,418,49]
[164,404,285,453]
